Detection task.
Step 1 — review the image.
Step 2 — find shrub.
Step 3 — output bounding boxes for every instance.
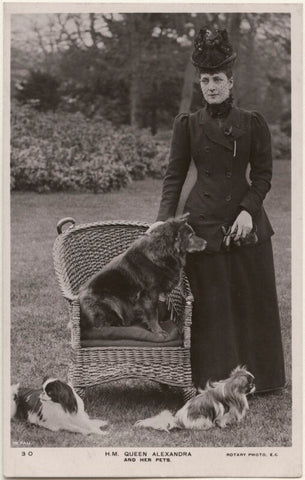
[15,70,61,112]
[11,103,169,192]
[269,124,291,160]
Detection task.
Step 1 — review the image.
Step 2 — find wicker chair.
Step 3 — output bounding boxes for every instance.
[53,217,197,402]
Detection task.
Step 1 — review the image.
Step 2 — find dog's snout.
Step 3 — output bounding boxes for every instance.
[40,392,48,402]
[249,383,256,394]
[200,238,207,248]
[247,376,256,394]
[187,235,207,253]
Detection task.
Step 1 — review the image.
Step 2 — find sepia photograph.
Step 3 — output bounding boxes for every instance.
[3,2,302,478]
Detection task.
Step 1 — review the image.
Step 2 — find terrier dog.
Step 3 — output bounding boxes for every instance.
[134,366,255,431]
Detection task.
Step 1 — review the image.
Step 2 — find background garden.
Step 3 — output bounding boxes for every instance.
[10,12,291,447]
[11,12,290,192]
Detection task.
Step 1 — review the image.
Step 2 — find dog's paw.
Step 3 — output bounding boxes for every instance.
[215,419,227,429]
[99,420,108,428]
[151,326,168,339]
[91,419,108,429]
[157,330,169,340]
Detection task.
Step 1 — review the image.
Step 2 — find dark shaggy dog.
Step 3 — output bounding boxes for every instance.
[79,214,206,339]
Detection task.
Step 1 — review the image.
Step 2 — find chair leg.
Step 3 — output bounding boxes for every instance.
[183,386,196,403]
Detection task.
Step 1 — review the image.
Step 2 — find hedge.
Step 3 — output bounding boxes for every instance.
[11,103,290,193]
[11,103,169,192]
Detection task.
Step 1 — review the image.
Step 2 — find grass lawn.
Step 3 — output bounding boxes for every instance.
[10,160,291,447]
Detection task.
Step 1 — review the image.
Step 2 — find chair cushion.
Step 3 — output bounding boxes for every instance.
[80,320,183,348]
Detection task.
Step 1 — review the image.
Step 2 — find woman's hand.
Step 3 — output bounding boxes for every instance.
[231,210,253,241]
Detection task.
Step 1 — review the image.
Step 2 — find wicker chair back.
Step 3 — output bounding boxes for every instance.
[53,221,148,298]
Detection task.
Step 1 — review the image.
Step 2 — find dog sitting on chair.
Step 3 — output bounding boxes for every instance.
[11,378,108,435]
[134,366,255,431]
[79,214,206,340]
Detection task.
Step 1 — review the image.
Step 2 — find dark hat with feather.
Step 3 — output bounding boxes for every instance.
[191,28,237,71]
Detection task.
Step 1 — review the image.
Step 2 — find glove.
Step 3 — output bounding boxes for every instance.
[221,225,258,251]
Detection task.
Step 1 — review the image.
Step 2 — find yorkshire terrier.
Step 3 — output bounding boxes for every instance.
[11,377,108,435]
[134,366,255,431]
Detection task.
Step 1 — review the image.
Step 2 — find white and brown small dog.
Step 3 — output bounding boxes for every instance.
[135,366,255,432]
[11,377,108,435]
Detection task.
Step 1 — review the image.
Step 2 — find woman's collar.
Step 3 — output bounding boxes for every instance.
[198,106,246,147]
[199,104,241,128]
[205,94,233,119]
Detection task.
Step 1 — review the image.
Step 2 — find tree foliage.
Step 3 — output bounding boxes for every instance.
[11,12,291,134]
[15,69,61,111]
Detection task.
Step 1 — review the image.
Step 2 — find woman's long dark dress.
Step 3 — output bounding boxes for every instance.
[157,105,286,392]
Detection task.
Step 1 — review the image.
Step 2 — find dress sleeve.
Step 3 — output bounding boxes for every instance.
[239,111,272,217]
[156,113,191,221]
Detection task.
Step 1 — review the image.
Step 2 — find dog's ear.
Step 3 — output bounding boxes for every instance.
[230,365,247,376]
[146,221,164,234]
[176,212,190,223]
[57,382,78,413]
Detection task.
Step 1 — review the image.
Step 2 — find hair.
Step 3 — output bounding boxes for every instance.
[45,380,78,413]
[197,67,233,79]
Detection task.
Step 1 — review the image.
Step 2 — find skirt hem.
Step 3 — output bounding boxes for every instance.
[253,382,288,395]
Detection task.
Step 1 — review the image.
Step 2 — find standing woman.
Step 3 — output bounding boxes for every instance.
[156,28,286,392]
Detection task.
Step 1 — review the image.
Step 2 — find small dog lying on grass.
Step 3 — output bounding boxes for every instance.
[134,366,255,432]
[79,213,206,340]
[11,378,108,435]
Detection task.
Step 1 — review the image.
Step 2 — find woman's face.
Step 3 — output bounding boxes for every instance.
[199,72,233,104]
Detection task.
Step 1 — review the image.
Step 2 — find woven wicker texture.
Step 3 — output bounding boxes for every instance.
[53,219,195,400]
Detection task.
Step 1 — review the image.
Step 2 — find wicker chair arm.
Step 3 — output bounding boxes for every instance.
[182,301,193,349]
[67,297,81,349]
[180,272,194,304]
[181,274,193,348]
[166,272,193,348]
[64,293,79,303]
[53,235,78,302]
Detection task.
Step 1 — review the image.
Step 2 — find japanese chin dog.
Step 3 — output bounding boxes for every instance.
[11,377,108,435]
[134,366,255,432]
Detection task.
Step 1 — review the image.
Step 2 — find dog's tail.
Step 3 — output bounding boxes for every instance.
[134,410,178,432]
[11,383,20,419]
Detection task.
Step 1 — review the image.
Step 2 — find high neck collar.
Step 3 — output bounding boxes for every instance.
[205,94,234,119]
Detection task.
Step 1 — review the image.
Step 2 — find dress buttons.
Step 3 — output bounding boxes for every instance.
[204,169,211,176]
[226,171,232,178]
[204,146,210,152]
[225,195,232,202]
